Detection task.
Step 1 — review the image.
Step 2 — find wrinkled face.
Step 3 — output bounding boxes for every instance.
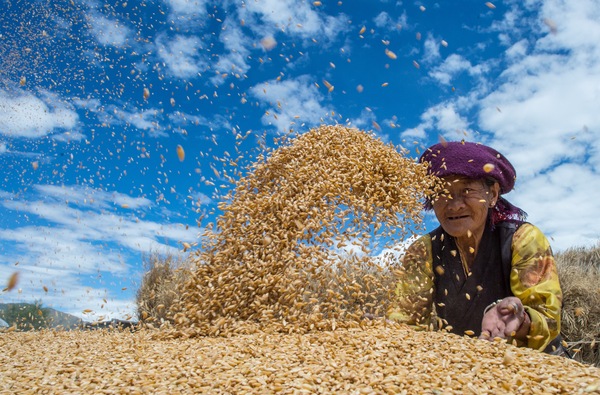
[432,177,499,239]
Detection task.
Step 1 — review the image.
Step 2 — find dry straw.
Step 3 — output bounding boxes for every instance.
[556,245,600,366]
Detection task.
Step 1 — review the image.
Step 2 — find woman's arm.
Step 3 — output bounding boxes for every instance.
[388,235,435,329]
[510,223,562,350]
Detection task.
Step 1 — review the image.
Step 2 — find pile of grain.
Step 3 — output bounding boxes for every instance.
[2,326,599,393]
[3,125,600,393]
[166,125,440,336]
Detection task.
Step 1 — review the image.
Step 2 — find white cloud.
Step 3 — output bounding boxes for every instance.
[165,0,208,15]
[0,90,79,138]
[88,12,132,46]
[211,19,252,85]
[374,12,391,28]
[34,184,153,210]
[411,0,600,250]
[401,102,472,141]
[249,75,333,133]
[168,111,209,128]
[154,2,348,85]
[0,199,192,254]
[0,224,128,275]
[479,59,599,176]
[321,14,352,43]
[125,109,163,132]
[428,54,487,85]
[422,34,441,64]
[373,11,407,30]
[239,0,350,42]
[505,39,529,61]
[52,131,86,142]
[349,108,378,131]
[510,163,600,250]
[191,191,212,206]
[371,235,418,266]
[537,0,600,52]
[156,35,208,79]
[0,184,200,320]
[96,105,166,136]
[490,7,523,45]
[242,0,319,37]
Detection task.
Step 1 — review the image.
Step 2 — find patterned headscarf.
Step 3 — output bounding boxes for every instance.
[420,141,526,224]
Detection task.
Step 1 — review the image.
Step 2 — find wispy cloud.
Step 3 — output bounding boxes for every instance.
[349,108,379,131]
[210,19,253,85]
[373,11,407,31]
[509,162,600,249]
[164,0,208,15]
[87,12,132,47]
[0,184,199,319]
[421,34,441,64]
[0,90,79,139]
[428,54,488,86]
[488,3,532,47]
[249,75,333,133]
[155,34,209,79]
[34,184,153,210]
[401,101,473,140]
[1,188,196,255]
[190,191,212,206]
[239,0,350,43]
[95,104,167,137]
[409,0,600,250]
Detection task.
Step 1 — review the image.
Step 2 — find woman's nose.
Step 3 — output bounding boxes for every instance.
[445,193,466,209]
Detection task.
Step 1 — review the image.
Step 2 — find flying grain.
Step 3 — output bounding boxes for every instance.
[166,125,439,337]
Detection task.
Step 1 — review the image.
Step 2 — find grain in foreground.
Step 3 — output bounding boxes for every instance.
[1,326,599,394]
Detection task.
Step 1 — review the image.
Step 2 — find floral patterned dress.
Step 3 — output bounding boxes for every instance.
[389,222,562,351]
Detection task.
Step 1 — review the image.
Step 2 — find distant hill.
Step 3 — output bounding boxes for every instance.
[0,303,83,330]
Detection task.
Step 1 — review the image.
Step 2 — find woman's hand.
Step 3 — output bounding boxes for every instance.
[479,297,530,341]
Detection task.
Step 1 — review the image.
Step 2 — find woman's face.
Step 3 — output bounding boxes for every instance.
[432,177,499,239]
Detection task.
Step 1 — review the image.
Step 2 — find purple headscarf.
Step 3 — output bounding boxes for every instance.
[420,141,527,225]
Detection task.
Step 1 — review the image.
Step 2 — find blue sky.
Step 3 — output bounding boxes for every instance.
[1,0,599,320]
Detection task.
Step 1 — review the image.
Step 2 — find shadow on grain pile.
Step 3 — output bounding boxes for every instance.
[163,125,439,338]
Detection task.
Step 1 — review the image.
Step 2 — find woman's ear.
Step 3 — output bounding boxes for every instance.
[490,182,500,207]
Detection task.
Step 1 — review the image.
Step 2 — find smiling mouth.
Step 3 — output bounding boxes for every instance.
[448,215,470,220]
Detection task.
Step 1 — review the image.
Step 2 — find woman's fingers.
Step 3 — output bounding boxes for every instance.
[480,297,526,341]
[480,321,507,340]
[498,297,524,316]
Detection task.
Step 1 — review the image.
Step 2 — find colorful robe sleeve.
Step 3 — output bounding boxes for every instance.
[388,235,434,329]
[510,223,562,351]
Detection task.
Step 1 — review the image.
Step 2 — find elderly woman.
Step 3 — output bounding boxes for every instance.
[389,141,565,355]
